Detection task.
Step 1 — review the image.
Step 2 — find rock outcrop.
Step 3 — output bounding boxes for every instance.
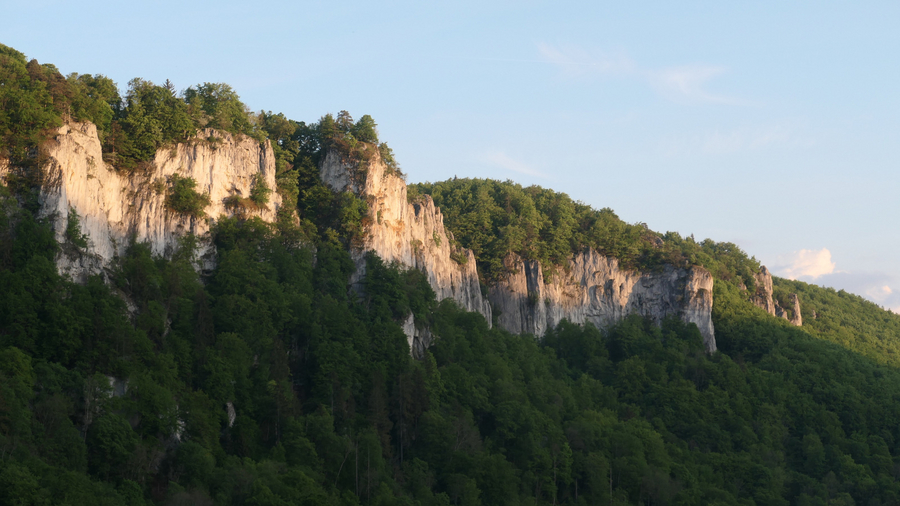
[318,148,721,352]
[19,122,281,280]
[751,266,777,315]
[776,293,803,327]
[750,266,802,326]
[319,148,492,353]
[489,251,717,352]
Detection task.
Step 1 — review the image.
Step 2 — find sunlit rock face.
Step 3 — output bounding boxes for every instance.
[29,122,280,280]
[776,293,803,327]
[751,266,802,326]
[320,148,492,354]
[751,266,777,315]
[320,147,720,352]
[489,251,717,353]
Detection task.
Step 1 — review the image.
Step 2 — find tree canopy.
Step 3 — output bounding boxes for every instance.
[412,178,760,286]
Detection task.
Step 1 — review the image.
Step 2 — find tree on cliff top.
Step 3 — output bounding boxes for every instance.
[107,78,196,168]
[0,46,61,166]
[412,178,760,286]
[184,82,254,137]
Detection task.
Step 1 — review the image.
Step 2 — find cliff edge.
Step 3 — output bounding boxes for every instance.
[490,251,717,352]
[6,122,281,280]
[319,148,492,352]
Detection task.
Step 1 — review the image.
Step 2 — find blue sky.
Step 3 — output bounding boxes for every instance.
[6,1,900,308]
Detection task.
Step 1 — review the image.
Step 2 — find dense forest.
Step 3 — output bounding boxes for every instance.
[4,43,900,505]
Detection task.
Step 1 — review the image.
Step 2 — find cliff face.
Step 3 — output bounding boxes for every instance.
[489,251,717,352]
[318,148,721,352]
[26,122,281,279]
[751,266,802,326]
[319,149,492,352]
[776,293,803,327]
[751,266,777,315]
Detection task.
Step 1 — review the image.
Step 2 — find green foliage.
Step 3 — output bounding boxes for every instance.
[414,178,760,285]
[5,189,900,505]
[7,47,900,506]
[250,173,272,205]
[257,111,301,208]
[774,276,900,367]
[364,252,437,323]
[0,45,62,171]
[86,412,139,481]
[66,73,120,134]
[165,174,210,217]
[106,78,196,169]
[352,114,378,143]
[379,142,401,176]
[64,209,89,249]
[336,191,368,240]
[184,82,255,137]
[316,111,405,181]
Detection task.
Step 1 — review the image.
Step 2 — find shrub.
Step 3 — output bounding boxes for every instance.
[379,142,403,178]
[223,194,246,213]
[64,209,88,249]
[165,174,210,217]
[450,250,468,265]
[249,173,271,205]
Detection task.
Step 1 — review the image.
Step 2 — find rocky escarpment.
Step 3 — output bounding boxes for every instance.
[319,148,720,352]
[7,122,281,280]
[489,251,717,352]
[751,266,802,326]
[319,149,491,353]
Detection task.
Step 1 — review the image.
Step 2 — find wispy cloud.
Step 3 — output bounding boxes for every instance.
[536,42,737,104]
[649,65,737,104]
[483,150,549,179]
[535,43,635,77]
[773,248,836,280]
[659,122,814,157]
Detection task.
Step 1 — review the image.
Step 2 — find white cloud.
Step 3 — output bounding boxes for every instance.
[483,150,549,179]
[808,271,900,311]
[536,43,737,104]
[876,285,892,296]
[774,248,836,280]
[649,65,735,104]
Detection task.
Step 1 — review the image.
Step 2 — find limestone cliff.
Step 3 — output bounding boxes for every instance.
[489,251,717,352]
[776,293,803,327]
[319,148,492,353]
[8,122,281,280]
[751,266,802,326]
[751,266,777,315]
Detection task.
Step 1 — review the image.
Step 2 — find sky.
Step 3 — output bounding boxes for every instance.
[6,1,900,309]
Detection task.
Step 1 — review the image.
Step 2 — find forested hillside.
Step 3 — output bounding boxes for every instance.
[410,179,761,289]
[4,43,900,506]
